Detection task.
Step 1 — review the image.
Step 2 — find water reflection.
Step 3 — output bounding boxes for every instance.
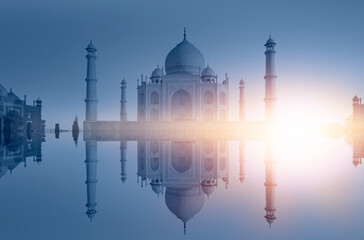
[0,132,45,179]
[83,138,278,233]
[137,140,229,233]
[348,134,364,167]
[84,140,98,221]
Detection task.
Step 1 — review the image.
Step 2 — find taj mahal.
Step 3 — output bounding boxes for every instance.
[137,29,229,122]
[81,30,279,232]
[83,28,278,134]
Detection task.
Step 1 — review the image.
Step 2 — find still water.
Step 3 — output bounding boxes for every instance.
[0,132,363,240]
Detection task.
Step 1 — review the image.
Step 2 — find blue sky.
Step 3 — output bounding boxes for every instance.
[0,0,363,128]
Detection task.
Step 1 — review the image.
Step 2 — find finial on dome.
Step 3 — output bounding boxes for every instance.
[157,64,159,68]
[184,222,186,235]
[207,63,209,68]
[184,27,186,40]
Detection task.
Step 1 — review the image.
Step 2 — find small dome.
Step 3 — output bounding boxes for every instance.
[151,66,163,78]
[353,95,359,101]
[239,176,245,183]
[265,35,276,46]
[86,209,97,221]
[201,66,215,78]
[265,213,276,226]
[86,41,96,51]
[0,84,8,96]
[121,78,127,86]
[201,184,216,196]
[239,79,245,85]
[151,184,164,195]
[165,32,205,76]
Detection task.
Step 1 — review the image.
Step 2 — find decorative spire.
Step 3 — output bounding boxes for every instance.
[184,222,186,235]
[184,27,186,40]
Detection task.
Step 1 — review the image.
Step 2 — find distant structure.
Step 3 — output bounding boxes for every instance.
[264,36,277,121]
[137,140,229,234]
[0,133,44,179]
[72,116,80,146]
[137,29,229,121]
[120,79,127,121]
[352,95,364,128]
[85,41,98,122]
[0,84,45,134]
[239,79,246,121]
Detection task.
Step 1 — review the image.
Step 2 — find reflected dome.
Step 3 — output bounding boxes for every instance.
[165,186,205,225]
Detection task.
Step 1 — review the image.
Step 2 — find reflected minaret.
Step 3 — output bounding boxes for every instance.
[120,79,127,121]
[120,140,127,183]
[352,135,363,167]
[264,36,277,121]
[264,140,277,227]
[238,141,246,183]
[239,79,246,121]
[85,140,98,221]
[85,41,98,122]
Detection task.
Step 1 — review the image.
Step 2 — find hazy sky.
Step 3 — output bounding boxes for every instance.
[0,0,363,128]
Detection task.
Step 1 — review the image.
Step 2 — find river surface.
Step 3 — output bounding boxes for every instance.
[0,132,362,240]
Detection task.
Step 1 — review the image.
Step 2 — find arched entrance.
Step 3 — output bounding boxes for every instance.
[171,89,193,121]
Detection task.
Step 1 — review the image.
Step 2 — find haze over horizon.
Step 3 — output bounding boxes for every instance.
[0,0,363,128]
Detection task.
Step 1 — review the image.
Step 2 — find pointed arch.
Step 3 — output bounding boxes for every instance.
[150,92,159,105]
[171,89,193,121]
[204,91,213,104]
[220,92,226,105]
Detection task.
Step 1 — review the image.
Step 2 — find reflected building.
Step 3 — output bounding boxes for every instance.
[137,140,229,233]
[0,133,45,179]
[0,84,45,135]
[137,29,229,122]
[351,135,364,167]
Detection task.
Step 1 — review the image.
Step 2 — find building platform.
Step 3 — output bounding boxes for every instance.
[83,121,270,141]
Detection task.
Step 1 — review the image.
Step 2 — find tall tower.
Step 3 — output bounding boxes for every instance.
[85,140,98,221]
[239,79,246,121]
[120,140,127,183]
[264,36,277,122]
[120,78,127,121]
[352,95,361,127]
[85,41,98,122]
[238,141,246,183]
[264,139,277,227]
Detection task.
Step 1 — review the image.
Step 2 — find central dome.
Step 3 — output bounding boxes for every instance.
[165,33,205,76]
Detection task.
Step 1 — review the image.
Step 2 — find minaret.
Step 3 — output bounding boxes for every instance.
[352,95,361,127]
[120,78,127,121]
[120,140,127,183]
[85,140,98,221]
[238,141,246,183]
[239,79,246,121]
[264,139,277,227]
[264,36,277,122]
[85,41,98,122]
